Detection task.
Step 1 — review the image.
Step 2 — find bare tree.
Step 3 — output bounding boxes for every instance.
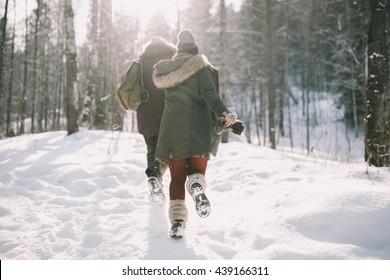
[266,0,276,149]
[19,0,29,135]
[220,0,230,143]
[52,0,65,131]
[81,0,98,128]
[30,0,42,133]
[64,0,79,135]
[95,0,113,130]
[365,0,388,166]
[303,0,314,154]
[0,0,10,127]
[5,0,15,137]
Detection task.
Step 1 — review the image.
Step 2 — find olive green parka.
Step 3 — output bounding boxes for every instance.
[152,53,228,162]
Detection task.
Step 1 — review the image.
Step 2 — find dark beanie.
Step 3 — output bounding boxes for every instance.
[177,29,198,54]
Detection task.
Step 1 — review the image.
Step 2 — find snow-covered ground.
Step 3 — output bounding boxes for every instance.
[1,129,389,260]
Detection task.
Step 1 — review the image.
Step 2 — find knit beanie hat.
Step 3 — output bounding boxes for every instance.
[176,29,198,54]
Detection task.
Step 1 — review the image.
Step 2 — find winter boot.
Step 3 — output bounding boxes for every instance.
[186,173,210,218]
[170,219,186,239]
[147,176,165,206]
[169,200,188,239]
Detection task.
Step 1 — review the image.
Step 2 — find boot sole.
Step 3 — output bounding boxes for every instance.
[148,177,165,206]
[188,182,210,218]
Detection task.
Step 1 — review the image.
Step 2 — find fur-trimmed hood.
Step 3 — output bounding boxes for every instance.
[153,54,211,89]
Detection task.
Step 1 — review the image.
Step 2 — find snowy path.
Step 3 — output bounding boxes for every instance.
[1,130,390,260]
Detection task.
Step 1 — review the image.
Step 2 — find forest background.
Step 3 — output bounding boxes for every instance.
[0,0,389,165]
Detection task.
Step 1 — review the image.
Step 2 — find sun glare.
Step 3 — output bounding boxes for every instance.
[72,0,242,44]
[113,0,189,29]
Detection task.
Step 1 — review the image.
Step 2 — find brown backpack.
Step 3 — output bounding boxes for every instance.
[102,58,149,111]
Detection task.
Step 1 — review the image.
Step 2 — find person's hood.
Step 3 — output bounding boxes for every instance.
[142,37,176,58]
[153,54,210,89]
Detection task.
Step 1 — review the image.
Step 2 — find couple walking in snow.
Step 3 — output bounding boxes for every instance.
[136,30,238,239]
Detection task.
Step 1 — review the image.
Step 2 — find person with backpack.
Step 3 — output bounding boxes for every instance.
[137,37,176,206]
[153,29,238,239]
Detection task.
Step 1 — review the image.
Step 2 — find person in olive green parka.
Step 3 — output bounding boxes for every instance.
[153,29,237,239]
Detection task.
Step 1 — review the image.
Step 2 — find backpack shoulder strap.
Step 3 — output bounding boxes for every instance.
[139,56,145,89]
[138,55,149,102]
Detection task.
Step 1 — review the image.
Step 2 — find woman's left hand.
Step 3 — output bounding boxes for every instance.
[222,111,237,127]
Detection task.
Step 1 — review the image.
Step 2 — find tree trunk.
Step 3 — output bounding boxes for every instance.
[279,3,289,138]
[0,0,10,125]
[19,0,29,135]
[5,0,15,137]
[252,84,261,145]
[245,88,253,144]
[304,4,310,154]
[53,0,65,131]
[38,3,50,133]
[94,0,112,130]
[64,0,79,135]
[303,0,315,154]
[287,88,294,148]
[351,59,359,138]
[220,0,229,143]
[82,0,98,128]
[30,0,41,133]
[266,0,276,149]
[346,2,359,139]
[365,0,388,166]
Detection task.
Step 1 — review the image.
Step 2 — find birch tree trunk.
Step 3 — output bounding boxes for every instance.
[64,0,79,135]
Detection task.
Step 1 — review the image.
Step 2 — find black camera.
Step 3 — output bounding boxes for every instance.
[216,118,245,136]
[229,120,245,135]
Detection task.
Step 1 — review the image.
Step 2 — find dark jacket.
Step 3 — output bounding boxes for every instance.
[137,38,176,137]
[153,53,228,162]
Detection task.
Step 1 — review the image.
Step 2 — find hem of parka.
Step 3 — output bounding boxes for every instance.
[156,153,211,164]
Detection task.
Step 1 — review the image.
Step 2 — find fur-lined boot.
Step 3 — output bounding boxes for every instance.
[169,199,188,239]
